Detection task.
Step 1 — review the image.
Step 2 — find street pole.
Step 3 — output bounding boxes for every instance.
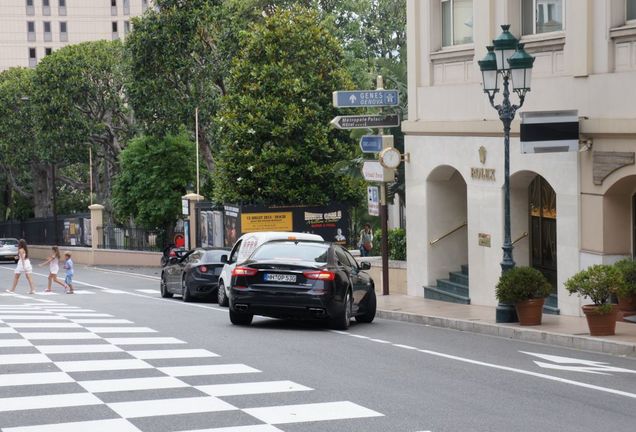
[195,107,200,197]
[377,75,390,296]
[51,161,59,245]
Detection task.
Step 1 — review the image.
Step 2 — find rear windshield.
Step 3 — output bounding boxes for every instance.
[250,242,329,263]
[202,250,228,262]
[0,239,18,246]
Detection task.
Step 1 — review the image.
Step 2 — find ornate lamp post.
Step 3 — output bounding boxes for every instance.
[478,25,535,323]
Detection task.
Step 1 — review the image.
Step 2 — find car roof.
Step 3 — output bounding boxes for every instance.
[0,238,18,241]
[236,231,323,242]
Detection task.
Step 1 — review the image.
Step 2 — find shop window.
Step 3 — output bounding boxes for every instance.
[628,0,636,22]
[441,0,473,47]
[522,0,564,35]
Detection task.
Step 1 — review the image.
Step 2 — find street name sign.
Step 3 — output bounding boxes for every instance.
[332,90,399,108]
[359,135,394,153]
[331,114,400,130]
[367,186,379,216]
[362,160,393,182]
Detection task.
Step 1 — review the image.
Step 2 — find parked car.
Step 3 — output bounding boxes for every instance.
[228,239,376,329]
[160,247,229,302]
[216,231,324,307]
[0,238,19,263]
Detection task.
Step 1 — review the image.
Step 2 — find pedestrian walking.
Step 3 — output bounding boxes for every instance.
[6,239,36,294]
[63,251,74,294]
[358,223,374,257]
[39,246,68,292]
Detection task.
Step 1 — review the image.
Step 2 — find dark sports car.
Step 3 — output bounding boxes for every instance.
[160,247,229,302]
[229,240,376,329]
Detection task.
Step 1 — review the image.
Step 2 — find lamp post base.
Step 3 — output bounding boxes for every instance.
[496,303,519,323]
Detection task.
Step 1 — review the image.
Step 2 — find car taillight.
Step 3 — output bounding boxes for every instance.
[303,270,335,281]
[199,265,208,273]
[232,266,258,277]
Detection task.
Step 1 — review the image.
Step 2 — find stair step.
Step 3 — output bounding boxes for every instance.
[436,279,469,297]
[449,271,468,286]
[424,286,471,304]
[460,264,469,275]
[545,293,558,308]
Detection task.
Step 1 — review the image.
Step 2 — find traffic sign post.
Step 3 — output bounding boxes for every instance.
[330,114,400,130]
[361,160,394,183]
[332,90,399,108]
[359,135,393,153]
[367,186,379,216]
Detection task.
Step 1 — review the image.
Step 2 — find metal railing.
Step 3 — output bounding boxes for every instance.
[429,222,467,246]
[97,225,167,251]
[512,232,528,245]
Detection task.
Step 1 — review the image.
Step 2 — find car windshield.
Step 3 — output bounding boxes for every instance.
[202,250,228,262]
[0,239,18,247]
[250,242,329,263]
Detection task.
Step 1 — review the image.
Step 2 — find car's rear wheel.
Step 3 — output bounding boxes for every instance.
[217,281,229,306]
[329,290,352,330]
[229,309,253,325]
[160,274,173,298]
[181,277,193,302]
[355,288,376,323]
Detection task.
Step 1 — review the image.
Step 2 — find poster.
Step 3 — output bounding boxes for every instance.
[241,212,293,233]
[223,205,240,247]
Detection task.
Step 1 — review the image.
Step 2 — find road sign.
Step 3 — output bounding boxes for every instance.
[330,114,400,130]
[367,186,379,216]
[332,90,399,108]
[359,135,394,153]
[362,160,393,182]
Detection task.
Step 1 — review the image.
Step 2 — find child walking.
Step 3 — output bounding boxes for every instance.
[63,251,74,294]
[6,239,36,294]
[39,246,68,292]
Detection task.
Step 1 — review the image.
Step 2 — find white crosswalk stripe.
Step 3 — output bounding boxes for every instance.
[0,300,383,431]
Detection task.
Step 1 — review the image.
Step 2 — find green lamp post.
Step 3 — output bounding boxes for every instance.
[478,25,535,323]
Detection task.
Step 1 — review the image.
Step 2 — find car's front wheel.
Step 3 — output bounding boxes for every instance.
[355,288,376,323]
[217,281,229,306]
[229,309,253,325]
[329,290,352,330]
[160,274,173,298]
[181,277,193,302]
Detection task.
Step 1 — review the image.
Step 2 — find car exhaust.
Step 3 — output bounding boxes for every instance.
[308,307,326,318]
[235,304,249,312]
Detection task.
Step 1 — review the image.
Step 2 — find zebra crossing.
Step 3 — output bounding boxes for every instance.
[0,301,383,431]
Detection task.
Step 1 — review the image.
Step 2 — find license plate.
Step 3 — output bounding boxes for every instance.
[264,273,297,283]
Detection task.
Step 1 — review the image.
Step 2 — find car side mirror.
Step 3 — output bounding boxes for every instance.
[360,261,371,270]
[168,257,178,265]
[220,254,228,263]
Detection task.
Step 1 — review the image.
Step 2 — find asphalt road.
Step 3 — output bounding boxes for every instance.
[1,261,635,432]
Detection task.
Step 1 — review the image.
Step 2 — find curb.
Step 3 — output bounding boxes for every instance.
[376,309,636,357]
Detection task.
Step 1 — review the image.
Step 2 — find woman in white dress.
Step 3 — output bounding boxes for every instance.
[7,239,36,294]
[39,246,67,292]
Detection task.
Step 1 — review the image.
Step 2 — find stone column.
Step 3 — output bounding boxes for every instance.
[88,204,104,266]
[182,193,204,250]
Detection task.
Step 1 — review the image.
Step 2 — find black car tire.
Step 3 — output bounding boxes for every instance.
[181,277,193,302]
[229,309,253,325]
[217,281,229,307]
[355,288,376,323]
[329,290,352,330]
[160,274,173,298]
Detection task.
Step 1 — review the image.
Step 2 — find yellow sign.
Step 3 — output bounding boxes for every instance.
[241,212,293,233]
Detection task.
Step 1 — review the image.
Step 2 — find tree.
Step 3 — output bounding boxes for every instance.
[214,6,362,206]
[112,133,196,232]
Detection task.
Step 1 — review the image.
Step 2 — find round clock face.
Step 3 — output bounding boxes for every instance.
[379,147,401,169]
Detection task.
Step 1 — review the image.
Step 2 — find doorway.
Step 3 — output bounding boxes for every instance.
[529,176,557,296]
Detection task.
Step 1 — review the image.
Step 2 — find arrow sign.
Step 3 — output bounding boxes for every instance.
[333,90,399,108]
[522,351,636,375]
[359,136,383,153]
[331,114,400,130]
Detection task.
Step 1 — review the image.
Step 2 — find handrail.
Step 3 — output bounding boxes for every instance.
[429,222,467,246]
[512,232,528,245]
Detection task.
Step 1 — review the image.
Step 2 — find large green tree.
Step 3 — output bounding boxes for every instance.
[214,6,361,205]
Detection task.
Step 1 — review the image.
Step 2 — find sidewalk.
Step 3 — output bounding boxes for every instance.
[375,294,636,357]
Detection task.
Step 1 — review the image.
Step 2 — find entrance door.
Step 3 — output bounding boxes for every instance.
[529,176,557,293]
[633,194,636,258]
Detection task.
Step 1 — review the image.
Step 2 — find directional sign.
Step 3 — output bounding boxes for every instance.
[362,160,393,183]
[333,90,399,108]
[331,114,400,130]
[359,135,394,153]
[367,186,379,216]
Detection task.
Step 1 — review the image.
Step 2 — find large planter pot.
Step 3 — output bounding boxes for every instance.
[515,298,545,326]
[581,304,618,336]
[617,294,636,312]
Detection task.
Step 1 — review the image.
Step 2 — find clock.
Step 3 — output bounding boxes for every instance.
[379,147,401,169]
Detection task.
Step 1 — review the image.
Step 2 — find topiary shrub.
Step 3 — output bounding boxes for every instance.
[564,264,621,314]
[613,258,636,298]
[495,267,552,304]
[371,228,406,260]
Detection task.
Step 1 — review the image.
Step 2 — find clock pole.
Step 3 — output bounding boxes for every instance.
[377,76,390,296]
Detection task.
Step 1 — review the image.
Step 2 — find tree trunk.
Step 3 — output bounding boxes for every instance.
[199,127,215,174]
[31,162,53,218]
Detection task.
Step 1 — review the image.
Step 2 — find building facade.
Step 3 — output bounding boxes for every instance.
[404,0,636,316]
[0,0,151,71]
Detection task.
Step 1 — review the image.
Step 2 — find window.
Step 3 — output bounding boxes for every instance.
[628,0,636,21]
[45,47,52,56]
[112,22,118,33]
[59,0,65,5]
[441,0,473,47]
[43,21,52,41]
[59,0,66,15]
[522,0,564,35]
[26,0,34,14]
[27,21,35,41]
[60,21,67,41]
[124,20,130,35]
[123,0,130,15]
[28,47,37,67]
[42,0,50,16]
[111,0,117,16]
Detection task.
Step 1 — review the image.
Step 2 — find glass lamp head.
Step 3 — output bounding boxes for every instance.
[507,43,535,92]
[492,24,518,71]
[478,46,499,92]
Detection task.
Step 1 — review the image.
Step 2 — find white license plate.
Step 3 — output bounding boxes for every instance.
[264,273,297,283]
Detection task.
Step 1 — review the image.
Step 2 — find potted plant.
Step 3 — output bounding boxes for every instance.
[564,264,621,336]
[613,258,636,313]
[495,267,552,326]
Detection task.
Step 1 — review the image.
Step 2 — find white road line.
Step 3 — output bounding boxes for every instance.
[85,327,157,334]
[0,327,17,333]
[0,371,73,387]
[369,338,391,344]
[1,418,143,432]
[243,401,384,424]
[71,319,134,324]
[158,364,261,377]
[108,396,236,418]
[0,311,54,315]
[21,332,101,340]
[0,353,50,365]
[0,339,31,347]
[0,315,67,320]
[393,344,418,350]
[37,344,123,354]
[128,349,219,360]
[68,290,95,295]
[44,309,95,313]
[0,392,102,412]
[78,376,188,393]
[38,306,81,309]
[135,289,158,294]
[196,380,312,397]
[105,337,186,345]
[92,267,161,280]
[57,313,113,317]
[179,426,284,432]
[10,322,82,328]
[56,359,152,372]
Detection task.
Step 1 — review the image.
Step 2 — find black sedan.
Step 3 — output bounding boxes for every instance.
[161,247,229,302]
[229,240,376,329]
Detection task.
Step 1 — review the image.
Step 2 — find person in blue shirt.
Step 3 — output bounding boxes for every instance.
[63,251,74,294]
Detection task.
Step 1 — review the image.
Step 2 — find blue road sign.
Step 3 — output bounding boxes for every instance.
[332,90,399,108]
[359,136,383,153]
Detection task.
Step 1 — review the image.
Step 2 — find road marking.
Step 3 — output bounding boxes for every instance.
[21,332,100,340]
[393,344,418,350]
[78,376,189,393]
[0,371,73,387]
[92,267,161,280]
[37,344,123,354]
[244,401,384,424]
[196,380,312,397]
[158,364,260,377]
[0,315,67,320]
[135,289,158,294]
[0,311,54,315]
[56,359,152,372]
[128,349,219,360]
[0,353,50,365]
[0,392,102,412]
[10,322,82,328]
[1,418,142,432]
[0,339,31,347]
[86,327,157,334]
[178,426,284,432]
[71,319,134,324]
[107,396,236,418]
[522,351,636,375]
[56,313,113,317]
[105,337,186,345]
[0,327,17,333]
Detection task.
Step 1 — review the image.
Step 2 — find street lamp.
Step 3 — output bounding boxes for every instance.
[478,25,535,323]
